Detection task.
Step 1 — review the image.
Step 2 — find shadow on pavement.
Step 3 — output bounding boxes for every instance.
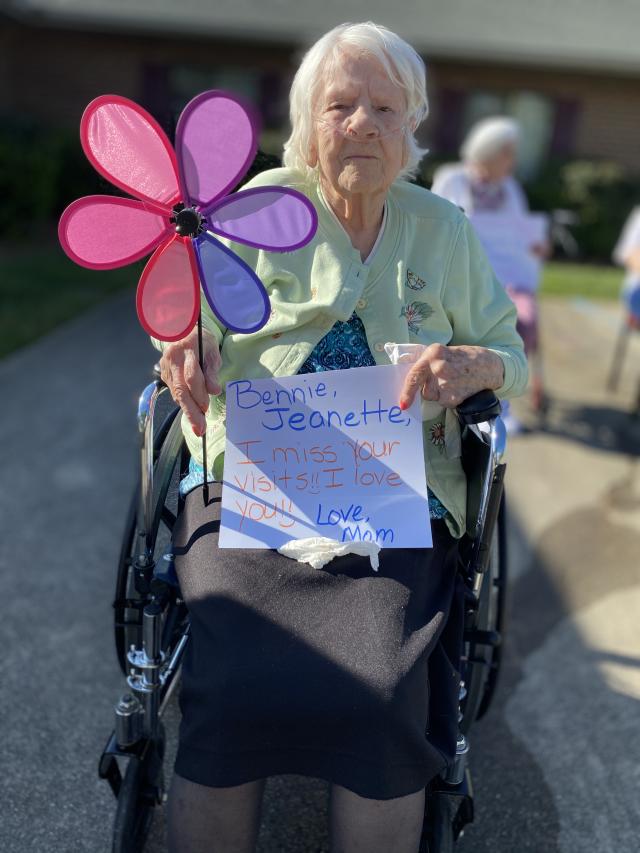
[459,487,640,852]
[536,398,640,456]
[3,292,638,853]
[96,407,640,853]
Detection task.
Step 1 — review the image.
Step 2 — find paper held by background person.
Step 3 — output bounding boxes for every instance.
[219,364,432,550]
[469,211,549,292]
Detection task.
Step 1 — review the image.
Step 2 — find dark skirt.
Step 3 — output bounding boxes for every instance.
[172,483,465,800]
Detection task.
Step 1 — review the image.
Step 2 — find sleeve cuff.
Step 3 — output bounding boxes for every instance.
[489,348,518,398]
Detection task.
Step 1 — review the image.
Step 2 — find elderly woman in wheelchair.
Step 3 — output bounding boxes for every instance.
[100,21,526,853]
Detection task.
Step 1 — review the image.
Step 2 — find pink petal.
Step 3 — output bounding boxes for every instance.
[136,236,200,341]
[58,196,170,269]
[81,95,180,211]
[206,187,318,251]
[175,90,258,210]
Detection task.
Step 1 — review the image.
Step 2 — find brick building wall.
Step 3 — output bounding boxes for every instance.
[3,19,640,173]
[1,21,292,131]
[427,60,640,172]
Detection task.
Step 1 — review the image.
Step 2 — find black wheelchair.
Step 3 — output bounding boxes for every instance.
[99,368,508,853]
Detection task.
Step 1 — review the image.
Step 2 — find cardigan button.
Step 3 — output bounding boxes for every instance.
[374,342,385,352]
[356,298,367,309]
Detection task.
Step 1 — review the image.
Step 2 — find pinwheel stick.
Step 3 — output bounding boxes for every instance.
[196,311,210,506]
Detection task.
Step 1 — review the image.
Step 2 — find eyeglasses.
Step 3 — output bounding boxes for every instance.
[315,106,408,141]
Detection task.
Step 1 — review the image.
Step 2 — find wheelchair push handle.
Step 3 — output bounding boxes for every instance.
[456,389,501,425]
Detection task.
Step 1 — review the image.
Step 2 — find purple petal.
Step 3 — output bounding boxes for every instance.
[193,232,270,333]
[205,187,318,251]
[175,91,258,209]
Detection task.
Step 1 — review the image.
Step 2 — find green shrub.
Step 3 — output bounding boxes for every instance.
[0,113,287,243]
[526,159,640,261]
[0,116,110,240]
[416,154,640,262]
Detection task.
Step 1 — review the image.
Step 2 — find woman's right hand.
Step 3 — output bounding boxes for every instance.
[159,328,222,437]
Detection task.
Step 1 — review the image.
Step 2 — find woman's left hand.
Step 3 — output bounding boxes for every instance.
[399,344,505,410]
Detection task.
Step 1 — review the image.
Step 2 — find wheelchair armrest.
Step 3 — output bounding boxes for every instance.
[456,389,501,425]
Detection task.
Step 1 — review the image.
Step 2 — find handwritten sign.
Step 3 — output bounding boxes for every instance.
[219,364,432,549]
[469,211,549,291]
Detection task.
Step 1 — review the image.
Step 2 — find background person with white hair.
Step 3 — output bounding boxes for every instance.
[155,23,526,852]
[432,117,548,430]
[432,117,525,215]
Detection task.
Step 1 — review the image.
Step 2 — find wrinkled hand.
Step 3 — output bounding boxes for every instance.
[399,344,504,410]
[159,328,222,437]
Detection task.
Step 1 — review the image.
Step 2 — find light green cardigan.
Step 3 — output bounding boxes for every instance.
[153,167,527,537]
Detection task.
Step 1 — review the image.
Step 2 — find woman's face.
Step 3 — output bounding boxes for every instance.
[474,143,517,183]
[311,50,408,198]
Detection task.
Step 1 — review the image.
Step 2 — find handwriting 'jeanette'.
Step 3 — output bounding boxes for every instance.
[226,379,410,431]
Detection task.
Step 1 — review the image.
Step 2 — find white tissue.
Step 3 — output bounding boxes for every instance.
[278,537,381,571]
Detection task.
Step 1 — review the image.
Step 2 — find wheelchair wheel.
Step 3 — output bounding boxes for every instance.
[475,497,507,720]
[113,402,189,675]
[112,724,165,853]
[459,495,507,732]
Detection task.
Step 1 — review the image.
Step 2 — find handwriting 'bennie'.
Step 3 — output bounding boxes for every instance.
[227,379,411,432]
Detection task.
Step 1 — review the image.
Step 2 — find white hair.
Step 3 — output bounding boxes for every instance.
[283,21,429,182]
[460,117,520,165]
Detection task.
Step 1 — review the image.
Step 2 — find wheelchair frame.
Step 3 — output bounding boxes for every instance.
[99,372,507,853]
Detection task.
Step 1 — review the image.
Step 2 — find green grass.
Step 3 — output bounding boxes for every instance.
[0,241,141,359]
[540,261,622,301]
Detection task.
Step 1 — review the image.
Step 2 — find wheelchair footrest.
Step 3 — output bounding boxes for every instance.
[99,732,124,799]
[463,629,502,647]
[430,768,475,840]
[452,773,474,840]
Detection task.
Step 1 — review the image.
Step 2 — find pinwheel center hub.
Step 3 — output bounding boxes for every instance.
[173,204,204,237]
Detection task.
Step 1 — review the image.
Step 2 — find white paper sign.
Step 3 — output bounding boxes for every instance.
[219,364,432,549]
[469,211,549,291]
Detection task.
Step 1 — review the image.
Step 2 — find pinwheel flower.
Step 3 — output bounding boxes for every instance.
[59,92,317,340]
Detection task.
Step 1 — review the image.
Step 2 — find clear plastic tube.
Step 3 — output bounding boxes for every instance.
[315,115,409,141]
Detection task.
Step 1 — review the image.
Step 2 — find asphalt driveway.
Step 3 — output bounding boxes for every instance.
[1,292,638,852]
